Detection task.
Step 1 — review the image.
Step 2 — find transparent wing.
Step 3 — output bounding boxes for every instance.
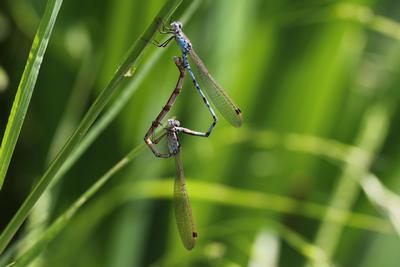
[173,153,197,250]
[189,49,243,127]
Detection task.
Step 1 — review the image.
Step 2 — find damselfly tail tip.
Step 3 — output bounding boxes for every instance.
[184,232,197,251]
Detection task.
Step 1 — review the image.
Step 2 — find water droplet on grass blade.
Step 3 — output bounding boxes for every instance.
[124,66,136,77]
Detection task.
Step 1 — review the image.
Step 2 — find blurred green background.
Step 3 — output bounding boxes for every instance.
[1,0,400,266]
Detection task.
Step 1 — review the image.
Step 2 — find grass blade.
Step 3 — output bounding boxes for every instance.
[361,173,400,236]
[52,0,200,185]
[11,175,391,266]
[0,0,63,189]
[10,143,144,266]
[0,0,183,254]
[312,102,391,259]
[70,179,393,238]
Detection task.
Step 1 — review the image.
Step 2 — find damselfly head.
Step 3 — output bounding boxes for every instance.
[170,21,183,32]
[167,119,180,128]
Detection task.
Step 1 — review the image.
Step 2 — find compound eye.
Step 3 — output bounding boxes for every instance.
[177,22,182,29]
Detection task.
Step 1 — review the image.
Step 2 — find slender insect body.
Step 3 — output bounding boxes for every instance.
[166,119,181,155]
[175,35,191,54]
[182,53,190,69]
[166,130,180,155]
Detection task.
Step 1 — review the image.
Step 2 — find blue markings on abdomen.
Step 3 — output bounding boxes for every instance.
[176,36,191,54]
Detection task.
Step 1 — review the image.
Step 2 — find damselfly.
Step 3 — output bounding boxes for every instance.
[155,21,243,136]
[147,118,203,250]
[144,56,211,250]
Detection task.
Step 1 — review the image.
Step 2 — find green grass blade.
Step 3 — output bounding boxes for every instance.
[0,0,63,189]
[313,102,391,259]
[249,229,280,267]
[11,145,145,267]
[73,179,393,240]
[55,0,200,181]
[14,3,199,262]
[0,0,183,254]
[361,173,400,236]
[11,175,392,267]
[251,226,333,267]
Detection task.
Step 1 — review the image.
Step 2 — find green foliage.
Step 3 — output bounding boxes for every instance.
[0,0,63,189]
[1,0,400,266]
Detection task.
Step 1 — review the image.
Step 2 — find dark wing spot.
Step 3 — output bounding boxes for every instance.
[235,108,242,115]
[192,232,198,238]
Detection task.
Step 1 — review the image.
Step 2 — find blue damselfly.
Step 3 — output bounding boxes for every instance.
[155,21,243,136]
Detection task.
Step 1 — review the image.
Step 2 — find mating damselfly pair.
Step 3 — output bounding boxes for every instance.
[144,20,242,250]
